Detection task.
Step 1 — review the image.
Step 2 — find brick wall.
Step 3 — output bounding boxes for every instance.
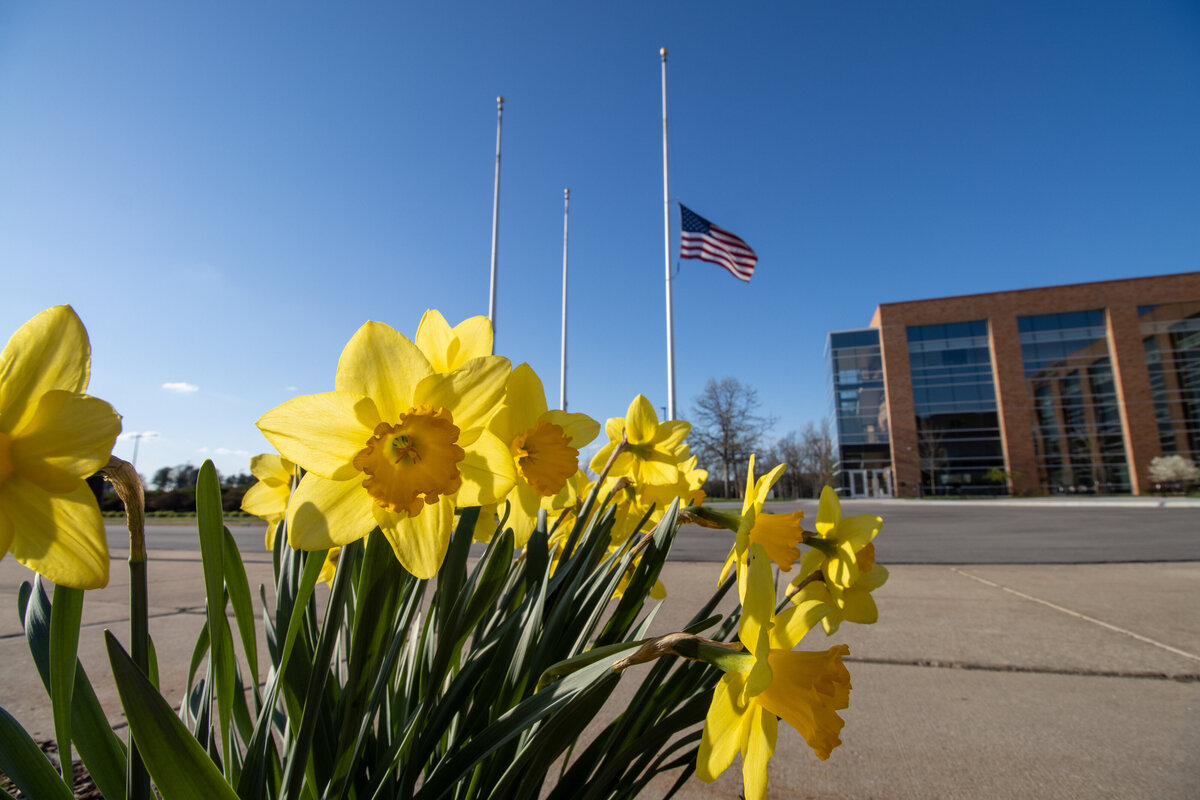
[868,272,1200,496]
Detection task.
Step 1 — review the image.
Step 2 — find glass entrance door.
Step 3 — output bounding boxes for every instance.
[846,469,892,498]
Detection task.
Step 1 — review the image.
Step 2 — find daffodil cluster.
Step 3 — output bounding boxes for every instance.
[253,310,602,579]
[588,394,706,541]
[698,543,853,800]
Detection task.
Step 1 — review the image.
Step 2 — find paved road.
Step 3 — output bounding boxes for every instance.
[112,499,1200,565]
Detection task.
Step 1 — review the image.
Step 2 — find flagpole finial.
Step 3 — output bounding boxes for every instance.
[660,47,667,57]
[564,188,570,197]
[497,96,504,105]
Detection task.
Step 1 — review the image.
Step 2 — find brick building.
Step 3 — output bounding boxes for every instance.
[826,272,1200,497]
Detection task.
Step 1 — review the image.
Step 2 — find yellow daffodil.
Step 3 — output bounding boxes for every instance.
[0,305,121,589]
[256,318,516,579]
[698,545,851,800]
[790,542,889,635]
[800,486,882,591]
[485,363,598,546]
[414,309,494,374]
[718,455,804,601]
[589,395,690,487]
[240,452,296,549]
[318,546,341,586]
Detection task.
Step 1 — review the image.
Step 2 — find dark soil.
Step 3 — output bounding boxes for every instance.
[0,740,102,799]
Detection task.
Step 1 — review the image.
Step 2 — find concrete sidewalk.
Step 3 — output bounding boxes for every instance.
[1,552,1197,799]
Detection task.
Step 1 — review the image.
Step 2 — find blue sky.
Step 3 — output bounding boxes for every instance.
[2,1,1198,481]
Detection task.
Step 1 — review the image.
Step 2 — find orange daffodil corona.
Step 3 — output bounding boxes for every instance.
[698,544,851,800]
[256,317,516,579]
[0,306,121,589]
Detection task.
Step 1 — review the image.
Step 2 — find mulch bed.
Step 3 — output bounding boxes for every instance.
[0,740,102,800]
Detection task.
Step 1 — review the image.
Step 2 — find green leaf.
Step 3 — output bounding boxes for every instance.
[280,538,359,800]
[223,525,261,699]
[105,632,241,800]
[415,658,619,800]
[49,584,84,776]
[196,460,235,774]
[18,579,128,800]
[0,705,73,800]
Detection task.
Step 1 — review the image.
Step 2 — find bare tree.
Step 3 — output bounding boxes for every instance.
[690,378,776,497]
[799,419,836,493]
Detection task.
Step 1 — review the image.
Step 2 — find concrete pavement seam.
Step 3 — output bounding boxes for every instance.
[845,656,1200,683]
[951,567,1200,664]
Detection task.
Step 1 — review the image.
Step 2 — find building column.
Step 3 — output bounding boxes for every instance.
[1106,305,1160,494]
[877,323,921,498]
[987,315,1041,495]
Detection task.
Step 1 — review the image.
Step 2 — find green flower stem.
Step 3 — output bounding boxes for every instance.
[682,505,741,532]
[102,456,151,800]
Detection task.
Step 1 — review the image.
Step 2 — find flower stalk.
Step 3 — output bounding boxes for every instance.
[101,455,151,800]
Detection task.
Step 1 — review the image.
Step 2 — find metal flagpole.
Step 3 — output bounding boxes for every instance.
[660,47,676,420]
[489,96,504,334]
[560,188,570,410]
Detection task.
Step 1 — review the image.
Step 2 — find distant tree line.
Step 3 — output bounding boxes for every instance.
[97,463,255,514]
[689,377,836,500]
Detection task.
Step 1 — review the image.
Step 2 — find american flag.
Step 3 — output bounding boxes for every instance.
[678,204,758,282]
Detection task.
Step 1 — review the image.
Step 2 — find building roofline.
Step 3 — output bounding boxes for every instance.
[868,270,1200,327]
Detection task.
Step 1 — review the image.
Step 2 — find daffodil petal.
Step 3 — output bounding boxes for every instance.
[603,417,624,442]
[450,316,493,362]
[841,513,883,548]
[625,395,659,444]
[12,391,121,490]
[738,544,774,655]
[378,495,453,579]
[249,453,291,482]
[287,473,376,549]
[589,441,616,474]
[541,410,598,449]
[841,588,880,624]
[504,481,540,548]
[258,392,378,481]
[741,455,757,515]
[415,310,455,373]
[741,704,777,800]
[415,356,510,431]
[772,596,831,649]
[0,508,14,558]
[696,672,745,783]
[654,419,691,450]
[335,321,432,421]
[3,476,108,589]
[0,306,90,433]
[456,428,517,506]
[502,364,548,433]
[240,479,288,524]
[815,485,841,535]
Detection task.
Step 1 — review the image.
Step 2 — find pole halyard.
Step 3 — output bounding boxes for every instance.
[661,47,676,420]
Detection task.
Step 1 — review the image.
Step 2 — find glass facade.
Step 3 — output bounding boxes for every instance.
[826,329,890,495]
[906,321,1007,495]
[1018,310,1129,492]
[1139,301,1200,461]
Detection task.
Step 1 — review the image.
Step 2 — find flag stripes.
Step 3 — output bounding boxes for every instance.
[679,204,757,282]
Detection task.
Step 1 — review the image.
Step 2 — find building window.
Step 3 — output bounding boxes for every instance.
[1139,302,1200,460]
[1019,309,1129,493]
[826,329,891,496]
[905,320,1007,496]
